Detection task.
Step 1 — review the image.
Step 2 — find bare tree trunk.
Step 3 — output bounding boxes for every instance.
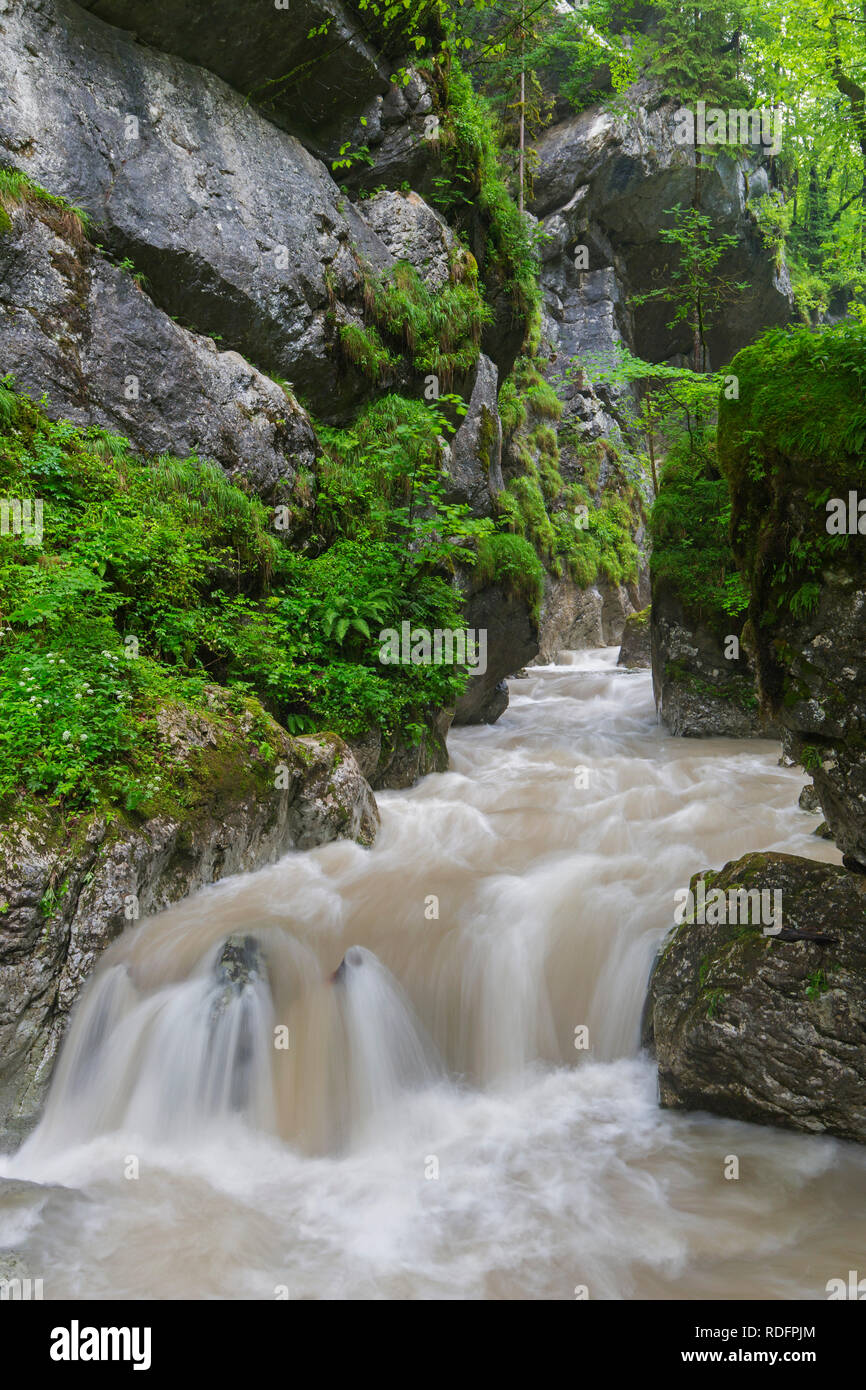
[645,399,659,495]
[518,4,525,214]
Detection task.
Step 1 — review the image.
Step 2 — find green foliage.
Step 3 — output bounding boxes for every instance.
[650,432,750,632]
[474,532,544,617]
[631,205,749,373]
[644,0,752,109]
[498,350,644,589]
[716,323,866,662]
[338,322,398,381]
[805,968,828,1000]
[577,342,725,486]
[331,141,374,172]
[0,167,92,241]
[0,387,492,811]
[359,252,490,385]
[433,61,541,325]
[720,322,866,491]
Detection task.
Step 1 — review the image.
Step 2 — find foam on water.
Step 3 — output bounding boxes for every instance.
[2,650,864,1299]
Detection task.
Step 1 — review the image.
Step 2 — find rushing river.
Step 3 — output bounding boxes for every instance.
[3,649,865,1300]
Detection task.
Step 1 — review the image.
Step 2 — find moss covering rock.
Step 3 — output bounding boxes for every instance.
[617,605,651,668]
[649,437,770,737]
[718,322,866,860]
[644,852,866,1143]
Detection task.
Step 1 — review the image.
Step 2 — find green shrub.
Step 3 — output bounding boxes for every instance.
[717,321,866,619]
[475,532,544,617]
[0,388,492,811]
[432,62,541,329]
[650,431,749,632]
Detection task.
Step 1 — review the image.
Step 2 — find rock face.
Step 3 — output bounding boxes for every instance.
[617,606,651,668]
[0,0,399,421]
[747,567,866,866]
[360,190,456,291]
[447,354,504,518]
[651,578,772,738]
[453,579,539,724]
[0,204,318,505]
[526,83,794,675]
[342,69,437,199]
[530,82,793,370]
[77,0,391,146]
[347,707,453,790]
[0,697,378,1134]
[645,853,866,1144]
[536,574,642,661]
[718,327,866,866]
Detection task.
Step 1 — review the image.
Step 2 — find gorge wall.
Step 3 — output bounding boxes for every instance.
[0,0,814,1143]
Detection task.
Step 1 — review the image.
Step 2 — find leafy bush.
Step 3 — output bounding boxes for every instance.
[650,432,749,632]
[0,166,91,242]
[717,320,866,626]
[359,254,491,386]
[432,62,541,326]
[0,387,493,811]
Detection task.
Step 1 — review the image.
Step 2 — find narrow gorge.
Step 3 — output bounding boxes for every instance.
[0,0,864,1318]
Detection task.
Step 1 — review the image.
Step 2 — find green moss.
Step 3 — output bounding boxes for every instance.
[431,62,540,335]
[664,660,758,711]
[718,322,866,611]
[477,406,497,475]
[524,377,563,422]
[719,322,866,502]
[498,377,527,436]
[717,321,866,708]
[650,432,750,636]
[475,532,544,618]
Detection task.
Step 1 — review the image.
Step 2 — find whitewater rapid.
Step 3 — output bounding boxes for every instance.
[3,650,865,1300]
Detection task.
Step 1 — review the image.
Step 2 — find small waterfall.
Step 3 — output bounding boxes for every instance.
[331,946,444,1142]
[32,935,277,1148]
[27,934,442,1158]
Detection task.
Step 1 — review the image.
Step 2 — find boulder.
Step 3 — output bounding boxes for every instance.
[453,580,539,725]
[530,83,793,369]
[644,852,866,1144]
[341,70,438,198]
[76,0,391,143]
[0,204,317,505]
[347,707,453,789]
[446,353,504,518]
[718,326,866,865]
[360,190,456,291]
[0,0,397,420]
[536,574,642,662]
[617,606,651,668]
